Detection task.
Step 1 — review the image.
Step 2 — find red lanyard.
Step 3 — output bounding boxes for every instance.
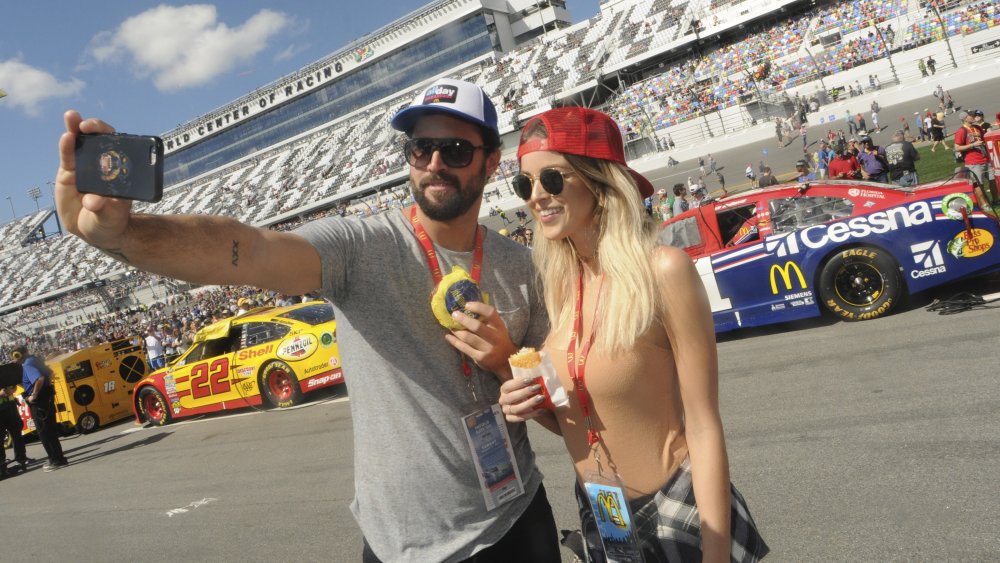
[567,270,604,446]
[408,206,485,380]
[408,206,484,286]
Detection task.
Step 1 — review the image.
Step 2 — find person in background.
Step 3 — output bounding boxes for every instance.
[757,166,781,187]
[502,106,768,562]
[0,378,29,478]
[795,160,816,183]
[884,130,921,187]
[954,110,995,197]
[144,327,165,370]
[857,137,889,183]
[815,141,835,180]
[828,147,861,179]
[15,345,68,472]
[672,184,689,216]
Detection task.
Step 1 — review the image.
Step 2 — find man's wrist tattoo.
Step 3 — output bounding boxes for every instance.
[232,240,240,267]
[100,247,131,264]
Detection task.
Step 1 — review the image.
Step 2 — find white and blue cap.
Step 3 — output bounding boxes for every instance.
[391,78,498,135]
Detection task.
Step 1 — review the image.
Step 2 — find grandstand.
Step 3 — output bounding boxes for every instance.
[3,0,999,343]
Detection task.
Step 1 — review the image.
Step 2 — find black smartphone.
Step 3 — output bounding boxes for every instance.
[75,133,164,203]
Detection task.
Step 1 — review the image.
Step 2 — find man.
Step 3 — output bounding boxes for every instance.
[884,130,921,187]
[144,327,165,369]
[828,147,861,179]
[672,184,689,216]
[816,141,835,180]
[954,110,995,196]
[16,345,68,472]
[757,166,781,187]
[857,137,889,183]
[795,160,816,183]
[0,376,29,478]
[55,78,559,562]
[845,109,856,135]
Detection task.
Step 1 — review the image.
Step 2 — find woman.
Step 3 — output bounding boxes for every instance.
[930,111,949,152]
[499,107,767,562]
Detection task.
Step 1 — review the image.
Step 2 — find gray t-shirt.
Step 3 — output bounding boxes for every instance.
[295,210,548,562]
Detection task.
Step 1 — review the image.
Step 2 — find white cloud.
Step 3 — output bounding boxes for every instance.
[0,57,85,116]
[86,4,292,91]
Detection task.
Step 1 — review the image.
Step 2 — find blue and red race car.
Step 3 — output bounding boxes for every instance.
[659,168,1000,333]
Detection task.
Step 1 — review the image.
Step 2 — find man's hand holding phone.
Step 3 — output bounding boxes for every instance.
[57,111,156,256]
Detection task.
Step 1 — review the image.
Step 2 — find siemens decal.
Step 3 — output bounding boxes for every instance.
[799,201,934,249]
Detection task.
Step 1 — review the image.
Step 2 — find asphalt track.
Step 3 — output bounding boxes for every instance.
[3,271,1000,562]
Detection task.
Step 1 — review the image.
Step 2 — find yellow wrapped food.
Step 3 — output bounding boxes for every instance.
[431,266,488,330]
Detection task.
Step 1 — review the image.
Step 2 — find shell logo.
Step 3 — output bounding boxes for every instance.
[947,228,994,258]
[277,335,318,361]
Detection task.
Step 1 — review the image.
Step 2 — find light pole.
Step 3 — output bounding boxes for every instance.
[5,196,14,220]
[28,186,42,211]
[872,23,899,84]
[929,1,958,68]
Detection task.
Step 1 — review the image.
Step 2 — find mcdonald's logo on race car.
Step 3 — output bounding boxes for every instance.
[770,261,807,294]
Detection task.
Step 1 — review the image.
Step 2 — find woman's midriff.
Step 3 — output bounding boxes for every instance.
[544,328,689,500]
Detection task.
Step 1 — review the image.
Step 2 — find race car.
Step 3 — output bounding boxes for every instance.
[658,174,1000,333]
[132,301,343,426]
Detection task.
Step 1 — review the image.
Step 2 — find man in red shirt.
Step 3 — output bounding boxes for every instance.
[828,148,861,179]
[954,110,994,197]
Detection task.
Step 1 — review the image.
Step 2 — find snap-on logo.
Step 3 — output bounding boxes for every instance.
[423,85,458,104]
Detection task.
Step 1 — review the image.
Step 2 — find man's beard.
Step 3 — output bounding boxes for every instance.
[412,162,487,221]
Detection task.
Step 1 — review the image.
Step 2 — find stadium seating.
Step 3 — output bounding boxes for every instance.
[5,0,1000,326]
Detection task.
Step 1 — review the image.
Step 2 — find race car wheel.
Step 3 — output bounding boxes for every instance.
[76,412,100,434]
[260,361,303,409]
[818,246,902,321]
[138,387,171,426]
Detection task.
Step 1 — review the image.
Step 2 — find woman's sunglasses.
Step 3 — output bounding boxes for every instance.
[403,138,485,168]
[511,168,575,200]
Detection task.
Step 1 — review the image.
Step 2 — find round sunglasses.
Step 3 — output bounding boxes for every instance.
[403,138,485,168]
[511,168,576,200]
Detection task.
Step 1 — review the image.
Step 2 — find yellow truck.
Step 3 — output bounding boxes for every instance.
[46,336,149,433]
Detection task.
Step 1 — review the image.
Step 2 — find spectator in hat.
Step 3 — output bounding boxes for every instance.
[502,106,768,562]
[857,137,889,183]
[795,160,816,183]
[884,130,921,187]
[955,110,995,194]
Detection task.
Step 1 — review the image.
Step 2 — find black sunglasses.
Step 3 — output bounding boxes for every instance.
[511,168,575,200]
[403,138,485,168]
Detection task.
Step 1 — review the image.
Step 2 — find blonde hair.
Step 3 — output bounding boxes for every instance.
[531,154,659,354]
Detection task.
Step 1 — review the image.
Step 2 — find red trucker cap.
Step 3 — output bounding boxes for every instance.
[517,107,655,199]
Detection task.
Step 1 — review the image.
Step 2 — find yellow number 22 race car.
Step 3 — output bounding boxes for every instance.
[133,301,343,426]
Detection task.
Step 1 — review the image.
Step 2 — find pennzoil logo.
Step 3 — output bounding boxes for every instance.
[277,335,318,361]
[769,261,807,294]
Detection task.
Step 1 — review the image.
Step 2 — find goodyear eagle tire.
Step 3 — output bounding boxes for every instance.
[260,361,303,409]
[818,246,902,321]
[76,412,100,434]
[138,387,171,426]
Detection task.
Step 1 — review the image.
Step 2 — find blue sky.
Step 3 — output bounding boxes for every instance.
[0,0,600,222]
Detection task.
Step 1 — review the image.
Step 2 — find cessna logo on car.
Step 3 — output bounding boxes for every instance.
[769,261,807,294]
[765,201,934,257]
[910,240,947,278]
